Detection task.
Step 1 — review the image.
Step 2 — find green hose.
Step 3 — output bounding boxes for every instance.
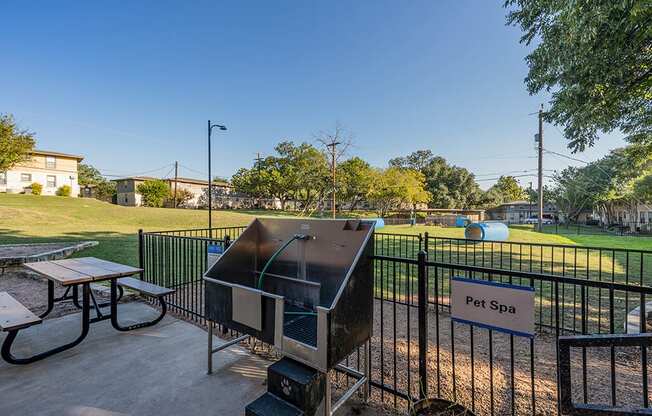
[257,235,317,318]
[256,235,300,290]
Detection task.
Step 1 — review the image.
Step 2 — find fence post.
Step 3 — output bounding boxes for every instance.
[424,231,429,255]
[138,229,144,281]
[417,250,428,399]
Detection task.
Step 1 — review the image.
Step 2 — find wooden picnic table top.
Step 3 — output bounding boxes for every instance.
[24,257,142,286]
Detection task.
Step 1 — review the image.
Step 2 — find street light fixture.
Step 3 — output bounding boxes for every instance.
[207,120,227,237]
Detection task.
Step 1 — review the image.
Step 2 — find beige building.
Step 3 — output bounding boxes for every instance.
[0,150,83,197]
[114,176,232,207]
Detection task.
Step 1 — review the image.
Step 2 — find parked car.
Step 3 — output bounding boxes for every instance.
[524,217,554,225]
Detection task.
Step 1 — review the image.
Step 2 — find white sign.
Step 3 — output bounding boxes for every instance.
[450,277,535,337]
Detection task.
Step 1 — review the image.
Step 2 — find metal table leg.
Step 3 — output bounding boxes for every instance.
[109,279,167,332]
[38,280,55,319]
[1,283,91,365]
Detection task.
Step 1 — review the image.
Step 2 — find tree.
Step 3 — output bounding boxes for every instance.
[78,162,116,202]
[166,188,194,208]
[231,141,330,212]
[337,157,374,211]
[390,150,482,208]
[136,180,170,207]
[0,114,35,171]
[484,176,527,206]
[389,150,434,172]
[78,163,104,186]
[367,167,430,217]
[548,144,652,225]
[505,1,652,152]
[94,180,116,203]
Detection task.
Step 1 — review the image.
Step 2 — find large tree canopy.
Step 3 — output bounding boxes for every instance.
[231,141,329,211]
[505,0,652,152]
[0,114,35,171]
[483,175,528,206]
[367,167,430,217]
[390,150,482,209]
[550,143,652,224]
[337,157,374,211]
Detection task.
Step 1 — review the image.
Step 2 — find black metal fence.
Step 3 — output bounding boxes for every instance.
[139,226,652,414]
[539,222,652,236]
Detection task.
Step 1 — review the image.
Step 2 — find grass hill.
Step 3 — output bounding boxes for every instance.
[2,193,651,266]
[0,193,253,265]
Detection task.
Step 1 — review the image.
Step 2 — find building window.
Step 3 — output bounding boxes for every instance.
[21,173,32,182]
[47,175,56,188]
[45,156,56,169]
[0,172,5,185]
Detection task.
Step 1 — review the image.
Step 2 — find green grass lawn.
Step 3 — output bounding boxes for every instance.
[3,193,652,267]
[0,193,254,265]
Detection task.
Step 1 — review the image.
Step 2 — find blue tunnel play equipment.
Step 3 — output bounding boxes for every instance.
[464,222,509,242]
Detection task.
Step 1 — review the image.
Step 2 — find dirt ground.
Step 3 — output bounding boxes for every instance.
[0,267,107,318]
[361,299,651,415]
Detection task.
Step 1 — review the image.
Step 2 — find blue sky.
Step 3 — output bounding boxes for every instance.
[1,1,625,189]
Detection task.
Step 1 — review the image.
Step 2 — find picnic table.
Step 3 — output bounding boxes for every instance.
[0,257,174,365]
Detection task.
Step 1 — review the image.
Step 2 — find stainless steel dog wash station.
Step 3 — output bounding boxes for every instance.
[203,218,375,415]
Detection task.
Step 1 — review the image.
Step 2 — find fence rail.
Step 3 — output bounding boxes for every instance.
[139,226,652,415]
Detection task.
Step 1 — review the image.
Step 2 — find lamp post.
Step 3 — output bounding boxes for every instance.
[207,120,227,237]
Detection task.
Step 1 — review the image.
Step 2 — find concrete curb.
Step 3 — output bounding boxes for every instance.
[0,241,99,268]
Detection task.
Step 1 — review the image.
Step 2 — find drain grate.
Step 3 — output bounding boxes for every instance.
[283,304,317,347]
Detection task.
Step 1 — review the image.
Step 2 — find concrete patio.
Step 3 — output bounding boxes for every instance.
[0,302,373,416]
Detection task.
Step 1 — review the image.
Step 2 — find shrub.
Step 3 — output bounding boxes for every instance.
[30,182,42,195]
[136,180,170,207]
[56,185,72,197]
[165,188,194,208]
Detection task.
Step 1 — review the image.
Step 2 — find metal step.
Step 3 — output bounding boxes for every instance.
[267,357,325,416]
[245,392,303,416]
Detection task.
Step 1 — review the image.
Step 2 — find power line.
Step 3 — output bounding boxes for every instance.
[474,168,554,177]
[98,163,174,178]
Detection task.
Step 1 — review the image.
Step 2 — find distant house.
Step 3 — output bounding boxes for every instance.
[113,176,232,207]
[594,204,652,232]
[486,200,557,224]
[0,150,83,197]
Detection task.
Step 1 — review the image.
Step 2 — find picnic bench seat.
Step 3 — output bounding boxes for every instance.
[0,292,42,332]
[117,277,175,298]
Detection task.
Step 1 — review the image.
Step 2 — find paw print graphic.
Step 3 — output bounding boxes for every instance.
[281,378,291,396]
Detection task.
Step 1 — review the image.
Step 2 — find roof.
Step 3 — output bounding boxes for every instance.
[112,176,159,182]
[487,200,557,211]
[112,176,231,186]
[497,200,531,206]
[417,208,485,214]
[32,149,84,161]
[172,177,231,187]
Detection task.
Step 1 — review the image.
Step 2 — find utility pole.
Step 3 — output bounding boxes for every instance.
[537,104,544,232]
[326,141,340,219]
[173,161,179,208]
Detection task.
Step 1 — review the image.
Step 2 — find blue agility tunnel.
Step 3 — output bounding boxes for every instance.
[464,222,509,242]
